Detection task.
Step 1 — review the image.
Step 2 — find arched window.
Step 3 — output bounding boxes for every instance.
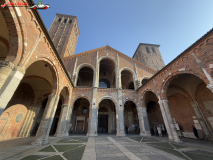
[121,70,134,90]
[64,19,67,23]
[99,78,110,88]
[77,67,94,87]
[146,47,150,53]
[69,20,72,24]
[99,58,115,88]
[58,18,61,22]
[152,47,156,54]
[142,78,149,86]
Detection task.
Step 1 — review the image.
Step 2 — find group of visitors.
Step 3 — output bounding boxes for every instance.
[152,125,163,137]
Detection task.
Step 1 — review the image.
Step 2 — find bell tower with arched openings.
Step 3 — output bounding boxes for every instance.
[49,13,80,58]
[132,43,165,71]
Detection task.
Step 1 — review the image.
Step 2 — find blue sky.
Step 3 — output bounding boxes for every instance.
[35,0,213,65]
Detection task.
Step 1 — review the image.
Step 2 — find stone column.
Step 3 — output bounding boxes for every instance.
[0,65,25,116]
[55,104,69,137]
[158,100,181,142]
[32,94,60,145]
[87,108,98,136]
[64,104,73,136]
[116,106,125,136]
[137,107,151,136]
[190,101,213,141]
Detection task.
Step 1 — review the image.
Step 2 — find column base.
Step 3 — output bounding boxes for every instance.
[116,131,125,136]
[31,139,48,146]
[87,132,98,136]
[140,131,151,137]
[54,132,69,137]
[168,137,182,143]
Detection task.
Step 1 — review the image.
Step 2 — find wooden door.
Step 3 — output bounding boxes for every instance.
[76,121,84,131]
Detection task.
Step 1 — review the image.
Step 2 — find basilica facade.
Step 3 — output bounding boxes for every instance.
[0,0,213,145]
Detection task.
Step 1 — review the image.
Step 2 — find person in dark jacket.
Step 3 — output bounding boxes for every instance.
[125,126,129,135]
[192,126,199,140]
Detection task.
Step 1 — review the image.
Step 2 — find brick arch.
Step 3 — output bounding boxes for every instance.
[97,96,118,109]
[26,57,59,95]
[119,67,136,76]
[59,85,71,105]
[98,56,117,64]
[167,85,194,102]
[1,4,25,65]
[76,63,95,73]
[141,90,159,107]
[76,63,95,87]
[160,72,208,99]
[22,76,51,87]
[71,96,91,109]
[123,100,138,108]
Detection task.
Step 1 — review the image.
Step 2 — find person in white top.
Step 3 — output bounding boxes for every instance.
[157,126,162,137]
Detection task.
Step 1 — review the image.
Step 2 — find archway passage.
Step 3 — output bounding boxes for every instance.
[121,70,134,89]
[77,67,93,87]
[49,99,62,135]
[145,91,167,136]
[31,98,48,136]
[98,99,116,134]
[124,101,139,134]
[70,98,90,134]
[99,59,115,88]
[0,60,57,140]
[0,11,9,61]
[166,73,213,140]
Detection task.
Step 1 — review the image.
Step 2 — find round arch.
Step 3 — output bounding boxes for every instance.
[25,58,59,94]
[97,96,118,109]
[98,56,117,64]
[141,90,159,106]
[160,72,209,99]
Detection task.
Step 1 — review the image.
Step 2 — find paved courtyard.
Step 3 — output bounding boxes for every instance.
[1,135,213,160]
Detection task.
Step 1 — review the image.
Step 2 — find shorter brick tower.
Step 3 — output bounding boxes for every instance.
[49,13,80,58]
[133,43,165,71]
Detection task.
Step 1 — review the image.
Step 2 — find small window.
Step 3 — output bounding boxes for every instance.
[69,20,72,24]
[152,47,156,54]
[146,47,150,53]
[138,51,141,56]
[58,18,61,22]
[64,19,67,23]
[82,107,87,114]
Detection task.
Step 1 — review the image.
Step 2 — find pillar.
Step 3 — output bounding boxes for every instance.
[190,101,213,141]
[158,99,181,142]
[87,108,98,136]
[0,64,25,116]
[137,107,151,136]
[87,88,98,136]
[55,104,69,137]
[32,94,59,145]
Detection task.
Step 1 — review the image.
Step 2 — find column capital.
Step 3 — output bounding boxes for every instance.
[0,60,14,69]
[12,66,25,74]
[207,81,213,93]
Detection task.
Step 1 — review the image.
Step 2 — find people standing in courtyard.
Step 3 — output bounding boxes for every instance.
[192,126,199,140]
[153,126,157,136]
[157,126,162,137]
[125,125,129,135]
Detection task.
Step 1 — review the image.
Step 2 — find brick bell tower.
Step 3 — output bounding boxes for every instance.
[49,13,80,58]
[133,43,165,71]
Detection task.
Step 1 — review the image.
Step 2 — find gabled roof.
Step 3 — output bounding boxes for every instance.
[63,45,157,73]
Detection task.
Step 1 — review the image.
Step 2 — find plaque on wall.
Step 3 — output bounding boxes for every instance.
[15,113,23,123]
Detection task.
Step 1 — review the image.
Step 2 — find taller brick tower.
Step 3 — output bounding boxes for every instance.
[133,43,165,71]
[49,13,80,58]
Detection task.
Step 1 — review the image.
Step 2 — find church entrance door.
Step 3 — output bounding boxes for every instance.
[98,115,108,133]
